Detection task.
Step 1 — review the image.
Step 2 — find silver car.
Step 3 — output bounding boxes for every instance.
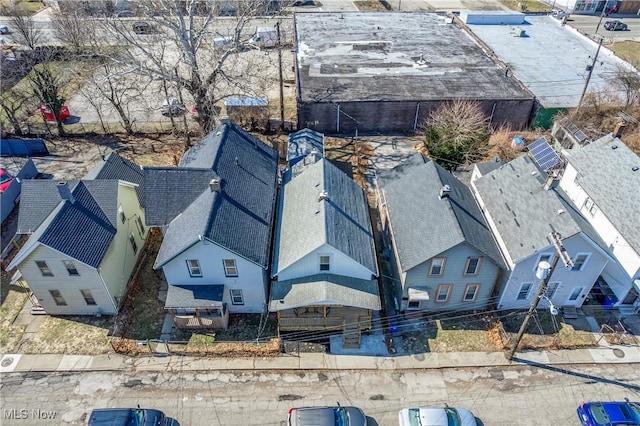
[398,406,478,426]
[288,406,367,426]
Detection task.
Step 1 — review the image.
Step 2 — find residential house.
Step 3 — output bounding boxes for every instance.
[472,154,611,311]
[558,134,640,311]
[7,152,147,315]
[287,128,324,167]
[269,157,380,347]
[377,154,505,312]
[144,123,279,329]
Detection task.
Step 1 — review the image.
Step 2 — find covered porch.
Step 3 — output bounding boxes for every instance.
[165,284,229,330]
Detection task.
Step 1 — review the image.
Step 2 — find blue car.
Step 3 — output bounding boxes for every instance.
[577,401,640,426]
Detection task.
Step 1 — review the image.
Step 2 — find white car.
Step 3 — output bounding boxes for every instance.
[161,98,185,117]
[398,406,478,426]
[0,25,9,35]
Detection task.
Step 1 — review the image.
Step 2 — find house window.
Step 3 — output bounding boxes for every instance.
[464,257,482,275]
[572,253,590,271]
[49,289,67,306]
[135,216,145,237]
[35,260,53,277]
[583,198,598,217]
[517,282,533,300]
[80,289,97,306]
[129,234,138,254]
[545,282,560,299]
[435,284,452,302]
[319,255,330,271]
[187,259,202,277]
[230,289,244,305]
[63,260,79,276]
[407,301,421,309]
[534,253,553,271]
[429,258,446,276]
[463,284,480,302]
[223,259,238,277]
[569,287,584,301]
[119,206,126,224]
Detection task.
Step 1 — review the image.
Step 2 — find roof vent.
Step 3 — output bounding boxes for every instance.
[439,185,451,199]
[612,145,618,150]
[633,166,639,172]
[557,209,565,215]
[57,181,75,204]
[318,190,330,202]
[235,156,239,166]
[209,178,221,192]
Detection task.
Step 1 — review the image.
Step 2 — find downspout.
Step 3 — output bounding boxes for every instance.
[413,102,421,131]
[336,104,340,133]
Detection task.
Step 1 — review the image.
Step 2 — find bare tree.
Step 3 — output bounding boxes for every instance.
[51,9,97,54]
[613,63,640,108]
[101,0,279,134]
[9,10,44,50]
[27,59,68,136]
[0,86,35,136]
[421,100,490,171]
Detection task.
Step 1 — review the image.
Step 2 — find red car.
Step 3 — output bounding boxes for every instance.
[0,168,14,193]
[40,105,71,122]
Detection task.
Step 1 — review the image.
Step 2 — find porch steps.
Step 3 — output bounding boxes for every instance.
[561,306,579,320]
[30,307,47,316]
[342,322,361,349]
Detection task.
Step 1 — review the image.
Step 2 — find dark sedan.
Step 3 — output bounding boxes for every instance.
[604,20,628,31]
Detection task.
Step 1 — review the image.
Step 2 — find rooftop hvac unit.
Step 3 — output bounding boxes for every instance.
[513,27,526,37]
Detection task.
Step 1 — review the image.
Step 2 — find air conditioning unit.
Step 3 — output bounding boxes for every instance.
[513,27,526,37]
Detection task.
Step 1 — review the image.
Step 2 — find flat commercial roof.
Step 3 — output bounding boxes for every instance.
[466,15,635,108]
[294,12,532,103]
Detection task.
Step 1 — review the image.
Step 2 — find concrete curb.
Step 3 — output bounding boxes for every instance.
[2,345,639,374]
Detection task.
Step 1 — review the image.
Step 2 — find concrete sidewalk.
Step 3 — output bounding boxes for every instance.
[2,344,639,374]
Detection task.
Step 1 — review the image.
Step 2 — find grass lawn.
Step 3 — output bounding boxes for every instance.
[0,279,28,353]
[0,0,43,15]
[499,0,551,12]
[605,41,640,66]
[19,316,114,354]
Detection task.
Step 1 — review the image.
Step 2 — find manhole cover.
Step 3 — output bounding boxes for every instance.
[1,357,14,367]
[613,348,625,358]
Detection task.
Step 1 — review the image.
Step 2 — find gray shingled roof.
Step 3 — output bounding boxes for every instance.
[165,284,224,309]
[84,152,145,207]
[287,128,324,165]
[17,180,77,234]
[475,158,504,176]
[269,273,380,311]
[474,155,581,263]
[39,181,118,268]
[147,124,279,269]
[562,135,640,253]
[378,154,505,272]
[272,158,377,276]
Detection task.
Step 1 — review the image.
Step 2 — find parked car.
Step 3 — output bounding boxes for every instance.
[604,20,628,31]
[161,98,185,117]
[292,0,316,6]
[0,25,9,34]
[0,168,14,193]
[132,21,152,34]
[287,406,367,426]
[399,406,478,426]
[40,105,71,122]
[577,401,640,426]
[86,408,170,426]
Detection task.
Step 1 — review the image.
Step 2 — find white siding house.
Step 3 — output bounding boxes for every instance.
[7,153,147,315]
[559,135,640,309]
[472,154,612,311]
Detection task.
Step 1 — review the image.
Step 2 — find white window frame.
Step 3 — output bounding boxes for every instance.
[463,257,482,276]
[230,289,244,305]
[533,253,553,271]
[545,282,560,299]
[118,206,126,224]
[187,259,202,277]
[135,216,145,237]
[463,283,480,302]
[435,284,452,303]
[35,260,53,277]
[517,282,533,300]
[583,198,598,217]
[319,255,331,271]
[80,289,97,306]
[429,258,446,276]
[49,289,67,306]
[571,253,590,271]
[568,286,584,301]
[63,260,79,276]
[129,233,138,254]
[223,259,238,277]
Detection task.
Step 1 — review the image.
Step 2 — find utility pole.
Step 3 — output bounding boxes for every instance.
[276,21,285,132]
[507,232,574,360]
[577,36,604,111]
[595,6,607,34]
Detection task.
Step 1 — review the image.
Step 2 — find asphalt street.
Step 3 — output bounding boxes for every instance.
[2,364,639,425]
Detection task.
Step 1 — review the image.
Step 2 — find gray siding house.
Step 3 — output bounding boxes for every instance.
[378,154,505,312]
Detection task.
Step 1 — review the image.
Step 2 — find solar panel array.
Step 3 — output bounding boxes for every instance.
[528,137,561,170]
[559,117,588,143]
